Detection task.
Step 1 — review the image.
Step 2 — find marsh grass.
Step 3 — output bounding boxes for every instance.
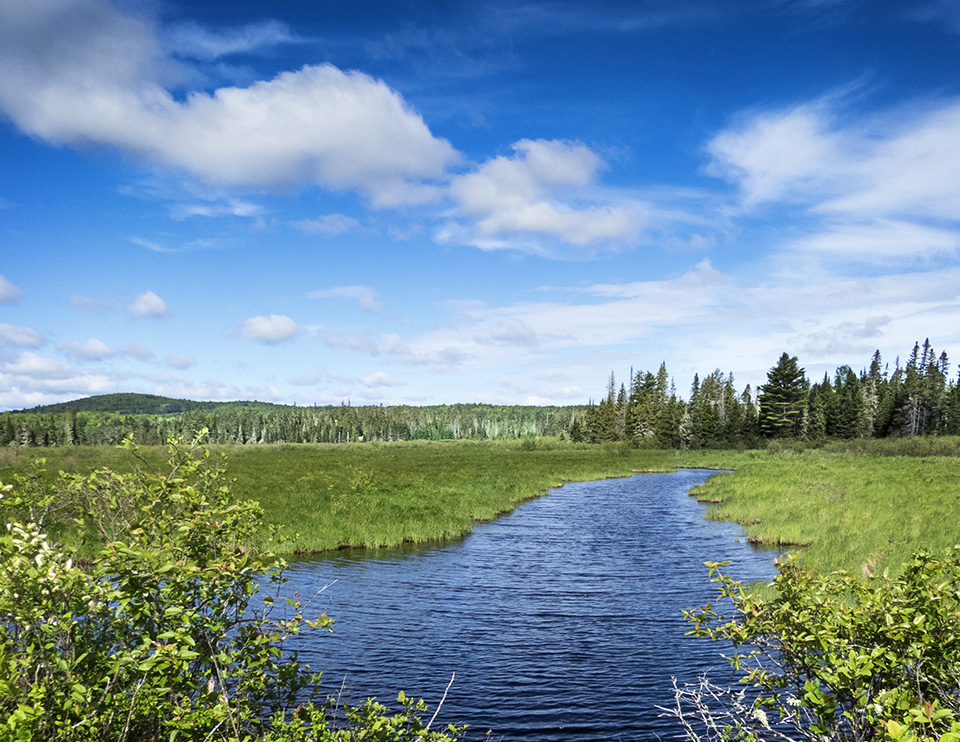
[4,438,958,576]
[0,439,746,554]
[693,448,960,577]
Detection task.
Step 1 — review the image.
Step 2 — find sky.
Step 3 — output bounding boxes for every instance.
[1,0,959,411]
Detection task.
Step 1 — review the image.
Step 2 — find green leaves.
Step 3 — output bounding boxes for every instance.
[680,549,960,741]
[0,434,462,742]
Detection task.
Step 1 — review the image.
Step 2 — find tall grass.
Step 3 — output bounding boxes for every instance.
[692,448,960,577]
[4,438,959,577]
[0,438,748,554]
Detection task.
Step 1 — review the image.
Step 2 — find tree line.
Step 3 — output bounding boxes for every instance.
[0,402,585,448]
[4,339,959,449]
[580,339,960,447]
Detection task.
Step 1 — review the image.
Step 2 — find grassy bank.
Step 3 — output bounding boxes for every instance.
[691,446,960,577]
[0,439,745,553]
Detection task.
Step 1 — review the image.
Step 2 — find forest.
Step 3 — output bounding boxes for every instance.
[4,339,960,449]
[579,339,960,448]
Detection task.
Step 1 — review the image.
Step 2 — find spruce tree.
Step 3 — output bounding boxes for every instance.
[758,352,808,438]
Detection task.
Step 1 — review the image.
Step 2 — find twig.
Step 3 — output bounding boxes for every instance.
[420,672,455,739]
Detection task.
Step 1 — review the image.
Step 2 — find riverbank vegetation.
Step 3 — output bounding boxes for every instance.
[3,435,959,579]
[0,436,464,742]
[0,439,744,555]
[673,550,960,742]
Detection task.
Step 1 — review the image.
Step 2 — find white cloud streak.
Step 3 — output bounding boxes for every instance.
[444,139,645,252]
[0,323,45,347]
[308,285,381,312]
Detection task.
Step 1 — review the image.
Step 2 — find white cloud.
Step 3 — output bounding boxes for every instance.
[170,199,263,219]
[786,220,960,263]
[163,19,298,61]
[165,353,196,369]
[474,318,542,347]
[241,314,301,344]
[57,338,114,360]
[707,96,960,222]
[360,371,406,387]
[0,0,459,206]
[0,275,24,304]
[3,352,84,380]
[129,291,168,317]
[291,214,360,236]
[308,285,381,312]
[445,139,645,251]
[0,323,45,348]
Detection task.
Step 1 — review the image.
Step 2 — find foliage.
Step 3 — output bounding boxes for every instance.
[759,353,808,439]
[0,433,464,742]
[671,551,960,742]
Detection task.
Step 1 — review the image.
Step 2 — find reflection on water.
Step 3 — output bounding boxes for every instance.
[278,469,778,741]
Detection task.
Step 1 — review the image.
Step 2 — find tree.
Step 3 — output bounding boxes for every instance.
[758,353,807,438]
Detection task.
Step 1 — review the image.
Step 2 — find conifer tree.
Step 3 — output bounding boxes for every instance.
[758,353,807,438]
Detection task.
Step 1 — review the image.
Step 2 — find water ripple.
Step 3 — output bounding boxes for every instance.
[279,469,778,741]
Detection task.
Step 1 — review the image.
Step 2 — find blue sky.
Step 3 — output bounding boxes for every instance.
[1,0,959,410]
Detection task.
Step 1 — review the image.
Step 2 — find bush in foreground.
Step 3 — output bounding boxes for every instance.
[668,552,960,742]
[0,434,463,742]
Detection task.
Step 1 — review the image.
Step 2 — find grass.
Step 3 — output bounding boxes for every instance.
[0,439,746,553]
[3,437,959,578]
[690,446,960,577]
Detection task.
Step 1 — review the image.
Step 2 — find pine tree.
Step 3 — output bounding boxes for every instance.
[758,353,808,438]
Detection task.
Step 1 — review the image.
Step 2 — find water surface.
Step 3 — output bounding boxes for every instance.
[281,469,778,741]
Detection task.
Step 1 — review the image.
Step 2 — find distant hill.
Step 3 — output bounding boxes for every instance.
[10,393,284,415]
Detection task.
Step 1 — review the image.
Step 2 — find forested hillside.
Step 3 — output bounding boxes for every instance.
[581,339,960,448]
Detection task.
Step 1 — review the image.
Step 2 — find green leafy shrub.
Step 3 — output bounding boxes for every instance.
[670,552,960,742]
[0,433,464,742]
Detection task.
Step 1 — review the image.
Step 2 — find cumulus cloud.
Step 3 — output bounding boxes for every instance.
[308,285,381,312]
[165,353,196,369]
[57,338,114,360]
[129,291,168,317]
[0,275,24,304]
[0,0,459,206]
[444,139,645,251]
[474,318,542,347]
[241,314,301,344]
[291,214,360,236]
[0,323,45,348]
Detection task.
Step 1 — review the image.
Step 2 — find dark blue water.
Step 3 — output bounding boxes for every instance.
[279,469,778,741]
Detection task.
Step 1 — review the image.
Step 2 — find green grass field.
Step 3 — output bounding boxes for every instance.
[2,438,958,577]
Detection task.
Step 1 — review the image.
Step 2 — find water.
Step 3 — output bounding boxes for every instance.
[279,469,779,741]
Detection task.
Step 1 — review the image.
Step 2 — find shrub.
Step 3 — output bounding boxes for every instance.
[668,552,960,742]
[0,433,463,742]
